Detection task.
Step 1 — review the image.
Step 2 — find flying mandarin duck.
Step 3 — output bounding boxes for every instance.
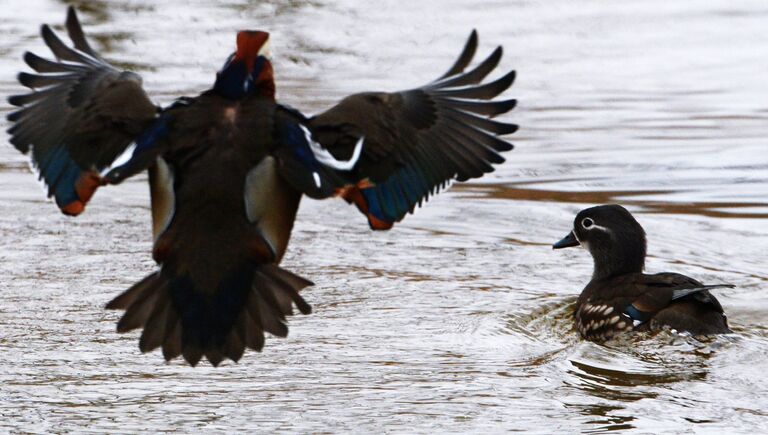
[7,7,517,366]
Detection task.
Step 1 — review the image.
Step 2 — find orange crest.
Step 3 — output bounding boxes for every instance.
[235,31,270,72]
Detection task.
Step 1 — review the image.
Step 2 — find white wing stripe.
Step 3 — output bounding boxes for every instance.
[300,124,363,171]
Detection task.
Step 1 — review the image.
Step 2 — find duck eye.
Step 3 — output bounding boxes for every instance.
[582,218,594,229]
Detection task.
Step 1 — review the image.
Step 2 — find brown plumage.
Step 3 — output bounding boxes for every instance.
[302,33,516,228]
[554,205,732,342]
[7,8,516,365]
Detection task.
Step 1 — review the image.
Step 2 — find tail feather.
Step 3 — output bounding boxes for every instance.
[256,270,295,315]
[252,289,289,338]
[205,348,225,368]
[162,318,182,361]
[139,295,172,353]
[182,343,204,367]
[223,329,245,362]
[259,264,313,315]
[116,280,164,333]
[106,272,160,310]
[106,263,313,366]
[239,309,265,351]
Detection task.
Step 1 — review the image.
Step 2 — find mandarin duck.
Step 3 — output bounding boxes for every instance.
[553,204,732,341]
[7,8,517,365]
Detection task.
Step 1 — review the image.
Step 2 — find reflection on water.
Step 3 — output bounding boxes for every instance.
[1,0,767,432]
[459,183,768,219]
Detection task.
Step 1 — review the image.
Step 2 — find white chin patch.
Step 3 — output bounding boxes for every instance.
[572,231,588,250]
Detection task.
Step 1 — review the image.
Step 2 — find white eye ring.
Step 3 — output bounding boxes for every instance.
[582,218,594,229]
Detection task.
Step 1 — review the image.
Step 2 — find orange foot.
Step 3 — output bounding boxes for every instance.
[61,170,105,216]
[335,182,393,230]
[367,214,393,231]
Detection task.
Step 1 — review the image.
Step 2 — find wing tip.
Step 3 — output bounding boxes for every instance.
[6,109,21,123]
[17,72,34,88]
[491,45,503,60]
[65,4,98,57]
[492,99,518,117]
[502,69,517,85]
[66,5,78,20]
[40,23,52,38]
[504,123,520,136]
[437,28,480,80]
[7,94,25,107]
[22,51,35,66]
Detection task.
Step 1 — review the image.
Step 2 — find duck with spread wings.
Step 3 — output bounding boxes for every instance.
[7,7,517,366]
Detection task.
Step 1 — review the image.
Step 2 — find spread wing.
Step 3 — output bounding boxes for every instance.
[6,7,158,215]
[274,31,516,229]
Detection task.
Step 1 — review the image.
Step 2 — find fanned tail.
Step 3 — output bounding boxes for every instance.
[106,263,313,366]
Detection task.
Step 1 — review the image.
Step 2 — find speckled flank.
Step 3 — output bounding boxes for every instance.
[575,301,635,342]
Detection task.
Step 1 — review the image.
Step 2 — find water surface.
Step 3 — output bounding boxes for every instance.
[1,0,767,432]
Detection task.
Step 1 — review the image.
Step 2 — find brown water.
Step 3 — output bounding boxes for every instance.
[1,0,767,432]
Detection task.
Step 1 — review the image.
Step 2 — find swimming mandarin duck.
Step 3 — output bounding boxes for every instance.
[7,8,517,366]
[553,205,732,341]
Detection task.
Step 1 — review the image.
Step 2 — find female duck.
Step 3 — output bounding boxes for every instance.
[553,204,732,341]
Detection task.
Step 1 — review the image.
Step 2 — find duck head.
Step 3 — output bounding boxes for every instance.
[553,204,647,280]
[214,31,274,99]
